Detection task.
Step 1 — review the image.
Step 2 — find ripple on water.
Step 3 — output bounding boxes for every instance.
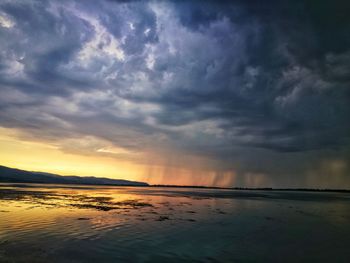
[1,184,350,262]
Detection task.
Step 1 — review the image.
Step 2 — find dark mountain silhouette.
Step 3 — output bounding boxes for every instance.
[0,165,148,186]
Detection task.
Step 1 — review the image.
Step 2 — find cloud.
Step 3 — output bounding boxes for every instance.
[0,0,349,187]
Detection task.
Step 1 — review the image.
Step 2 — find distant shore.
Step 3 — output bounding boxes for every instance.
[150,184,350,193]
[1,164,349,193]
[1,181,349,193]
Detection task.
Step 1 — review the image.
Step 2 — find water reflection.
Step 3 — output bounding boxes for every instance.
[1,183,350,262]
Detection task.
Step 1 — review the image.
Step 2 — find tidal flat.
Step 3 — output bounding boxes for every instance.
[1,183,350,262]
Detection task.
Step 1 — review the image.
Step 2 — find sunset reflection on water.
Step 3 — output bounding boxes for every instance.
[1,184,350,262]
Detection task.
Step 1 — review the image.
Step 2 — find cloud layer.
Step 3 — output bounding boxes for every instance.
[0,0,349,187]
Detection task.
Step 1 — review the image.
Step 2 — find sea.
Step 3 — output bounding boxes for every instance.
[0,183,350,262]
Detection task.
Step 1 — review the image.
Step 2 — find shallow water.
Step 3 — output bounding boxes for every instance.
[0,184,350,262]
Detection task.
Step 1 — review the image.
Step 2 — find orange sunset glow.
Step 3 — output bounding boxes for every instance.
[0,126,237,187]
[1,1,350,263]
[0,0,349,189]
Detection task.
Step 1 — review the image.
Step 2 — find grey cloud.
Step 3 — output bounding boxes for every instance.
[0,0,349,187]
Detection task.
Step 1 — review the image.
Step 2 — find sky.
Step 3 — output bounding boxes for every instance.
[0,0,349,188]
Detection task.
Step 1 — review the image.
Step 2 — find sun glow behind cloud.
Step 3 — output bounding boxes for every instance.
[0,127,236,187]
[0,0,349,188]
[0,127,144,181]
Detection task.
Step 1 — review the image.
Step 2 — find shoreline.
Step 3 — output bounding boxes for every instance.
[1,181,350,193]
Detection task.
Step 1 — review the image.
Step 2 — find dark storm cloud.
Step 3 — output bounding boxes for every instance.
[0,0,349,187]
[0,1,95,95]
[157,0,350,153]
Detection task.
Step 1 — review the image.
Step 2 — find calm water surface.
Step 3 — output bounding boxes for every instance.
[0,183,350,262]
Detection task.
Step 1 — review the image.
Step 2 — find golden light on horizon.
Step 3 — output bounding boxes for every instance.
[0,127,234,187]
[0,127,145,182]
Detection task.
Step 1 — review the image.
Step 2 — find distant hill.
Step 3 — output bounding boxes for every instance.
[0,165,148,186]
